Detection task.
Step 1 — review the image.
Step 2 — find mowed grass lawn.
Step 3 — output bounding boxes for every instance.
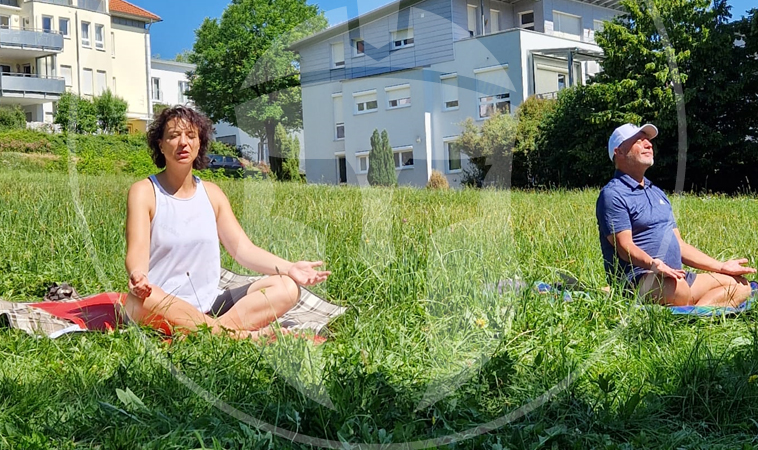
[2,170,758,449]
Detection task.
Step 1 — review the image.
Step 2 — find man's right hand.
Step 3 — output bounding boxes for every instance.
[651,258,686,279]
[129,271,152,299]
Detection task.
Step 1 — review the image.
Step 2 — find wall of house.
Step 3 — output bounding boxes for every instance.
[541,0,616,43]
[111,22,149,121]
[150,60,192,108]
[299,0,454,86]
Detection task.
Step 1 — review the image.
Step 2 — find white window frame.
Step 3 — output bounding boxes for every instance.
[178,80,190,103]
[519,11,535,31]
[59,18,70,37]
[440,73,459,111]
[81,68,93,96]
[353,39,364,57]
[444,138,462,173]
[112,76,116,94]
[353,89,378,115]
[478,93,510,119]
[332,92,344,140]
[552,11,582,40]
[558,73,566,90]
[391,28,414,50]
[593,20,604,32]
[0,16,9,30]
[60,65,73,88]
[331,42,345,69]
[393,146,414,170]
[95,24,104,50]
[385,84,411,110]
[151,77,161,101]
[490,10,500,33]
[467,5,478,37]
[356,151,369,174]
[81,21,91,47]
[96,70,107,95]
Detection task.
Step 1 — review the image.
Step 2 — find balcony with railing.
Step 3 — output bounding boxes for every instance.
[0,72,65,101]
[0,26,64,57]
[35,0,106,13]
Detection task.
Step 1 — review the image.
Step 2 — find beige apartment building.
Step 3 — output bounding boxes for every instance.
[0,0,160,132]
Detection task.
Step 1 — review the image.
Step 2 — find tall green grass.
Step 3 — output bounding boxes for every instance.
[1,170,758,449]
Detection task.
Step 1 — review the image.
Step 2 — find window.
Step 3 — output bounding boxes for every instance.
[594,20,604,32]
[81,22,91,47]
[151,77,161,101]
[95,24,104,49]
[59,18,69,37]
[490,10,499,33]
[385,84,411,109]
[356,152,369,174]
[112,76,116,93]
[445,140,462,172]
[467,5,478,37]
[60,65,72,87]
[112,16,146,29]
[111,32,115,56]
[0,16,9,29]
[440,74,459,110]
[42,16,53,33]
[0,65,10,73]
[82,68,93,95]
[353,90,377,114]
[475,65,510,119]
[353,39,364,56]
[331,42,344,68]
[332,93,344,140]
[558,74,566,90]
[391,28,414,50]
[553,11,581,40]
[178,80,189,103]
[393,146,414,169]
[519,11,535,31]
[96,70,106,94]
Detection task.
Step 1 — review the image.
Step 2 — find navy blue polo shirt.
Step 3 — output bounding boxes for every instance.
[596,170,682,285]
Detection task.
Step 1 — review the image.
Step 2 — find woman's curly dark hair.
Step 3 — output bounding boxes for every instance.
[147,106,213,170]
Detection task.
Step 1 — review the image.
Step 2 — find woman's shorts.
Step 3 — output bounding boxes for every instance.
[207,283,254,317]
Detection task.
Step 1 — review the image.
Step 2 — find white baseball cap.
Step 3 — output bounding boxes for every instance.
[607,123,658,161]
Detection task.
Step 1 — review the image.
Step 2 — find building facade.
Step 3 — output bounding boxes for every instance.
[0,0,159,132]
[292,0,621,187]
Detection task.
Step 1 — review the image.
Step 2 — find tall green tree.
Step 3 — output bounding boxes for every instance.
[367,129,397,187]
[456,111,518,188]
[55,92,98,134]
[188,0,327,179]
[591,0,758,192]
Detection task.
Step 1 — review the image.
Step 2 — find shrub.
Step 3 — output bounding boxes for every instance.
[367,129,397,187]
[0,105,26,131]
[94,89,128,134]
[209,140,237,157]
[456,111,517,188]
[275,123,301,182]
[54,92,98,134]
[426,170,449,190]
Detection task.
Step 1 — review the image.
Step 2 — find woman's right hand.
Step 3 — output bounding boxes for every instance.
[129,271,152,299]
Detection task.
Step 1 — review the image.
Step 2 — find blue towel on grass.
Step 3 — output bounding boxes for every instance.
[663,281,758,317]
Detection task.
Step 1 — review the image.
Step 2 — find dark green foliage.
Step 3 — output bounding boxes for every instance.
[526,2,758,193]
[189,0,327,179]
[94,89,128,134]
[152,102,170,117]
[209,140,238,157]
[0,105,26,131]
[456,111,517,188]
[54,92,98,134]
[275,123,302,182]
[511,96,556,187]
[367,129,396,186]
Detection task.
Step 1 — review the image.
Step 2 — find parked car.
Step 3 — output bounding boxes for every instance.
[207,154,244,173]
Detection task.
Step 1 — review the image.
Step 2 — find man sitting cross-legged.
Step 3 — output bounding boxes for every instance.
[596,123,755,307]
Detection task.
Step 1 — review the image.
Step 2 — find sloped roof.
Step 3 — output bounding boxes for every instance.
[110,0,161,22]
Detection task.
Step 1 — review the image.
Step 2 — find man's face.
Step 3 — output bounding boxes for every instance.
[616,132,654,169]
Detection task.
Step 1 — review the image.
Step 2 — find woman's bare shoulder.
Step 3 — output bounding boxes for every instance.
[128,178,155,203]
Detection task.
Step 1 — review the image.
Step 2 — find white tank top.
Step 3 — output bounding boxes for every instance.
[148,175,222,313]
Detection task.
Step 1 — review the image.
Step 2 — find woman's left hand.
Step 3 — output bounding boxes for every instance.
[286,261,331,286]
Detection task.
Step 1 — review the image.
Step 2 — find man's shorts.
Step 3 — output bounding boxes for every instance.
[630,271,697,294]
[207,283,254,317]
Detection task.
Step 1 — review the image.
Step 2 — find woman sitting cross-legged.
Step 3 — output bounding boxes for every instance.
[124,106,330,339]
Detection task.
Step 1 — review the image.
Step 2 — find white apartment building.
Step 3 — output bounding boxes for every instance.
[0,0,159,132]
[291,0,621,187]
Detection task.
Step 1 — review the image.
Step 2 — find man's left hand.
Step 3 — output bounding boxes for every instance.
[286,261,331,286]
[719,258,757,276]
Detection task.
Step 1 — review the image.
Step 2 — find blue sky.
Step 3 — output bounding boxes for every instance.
[130,0,756,60]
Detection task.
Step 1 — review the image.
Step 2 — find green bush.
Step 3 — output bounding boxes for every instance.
[275,123,301,182]
[94,89,128,134]
[54,92,98,134]
[208,140,237,157]
[0,105,26,131]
